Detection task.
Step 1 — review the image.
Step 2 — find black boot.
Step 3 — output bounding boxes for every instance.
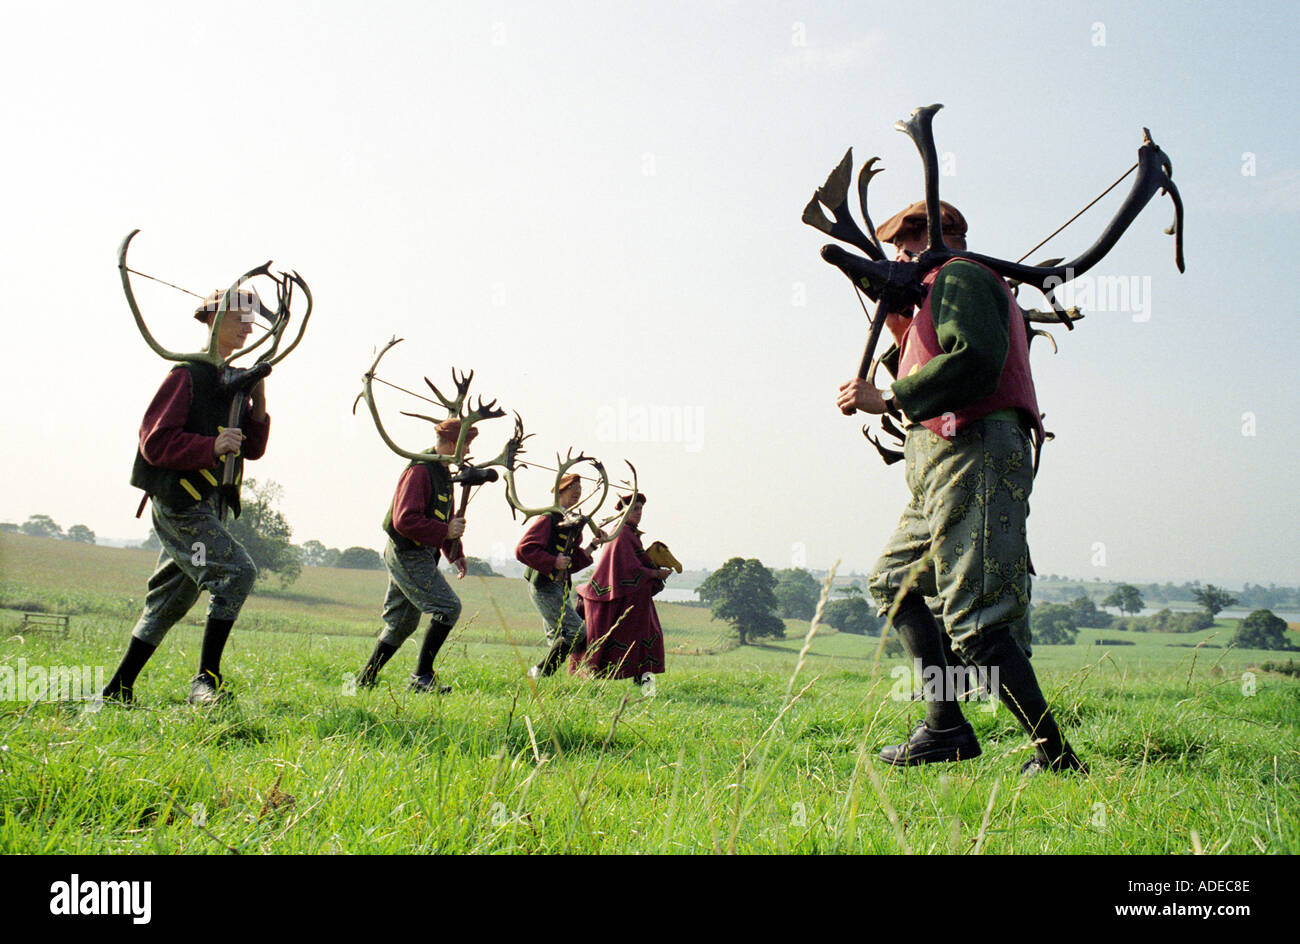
[889,594,966,731]
[536,634,578,677]
[198,617,234,686]
[103,636,157,705]
[411,618,453,693]
[977,628,1086,775]
[357,639,399,689]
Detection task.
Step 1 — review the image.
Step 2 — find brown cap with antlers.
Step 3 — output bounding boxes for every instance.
[876,200,967,245]
[193,287,274,323]
[435,418,479,442]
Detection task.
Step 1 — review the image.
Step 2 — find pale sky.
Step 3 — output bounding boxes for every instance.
[2,1,1296,586]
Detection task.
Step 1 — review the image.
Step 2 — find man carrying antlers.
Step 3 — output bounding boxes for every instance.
[837,201,1084,774]
[104,288,272,707]
[355,418,472,693]
[517,472,602,679]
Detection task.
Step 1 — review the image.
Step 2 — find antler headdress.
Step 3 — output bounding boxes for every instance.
[118,229,313,370]
[354,337,507,467]
[804,103,1184,460]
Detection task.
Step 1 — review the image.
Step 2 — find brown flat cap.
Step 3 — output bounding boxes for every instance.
[556,473,582,492]
[193,287,275,323]
[434,418,479,441]
[876,200,967,245]
[615,492,647,510]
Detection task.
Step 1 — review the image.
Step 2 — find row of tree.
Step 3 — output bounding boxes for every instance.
[1098,583,1244,619]
[1036,576,1298,610]
[1,515,96,544]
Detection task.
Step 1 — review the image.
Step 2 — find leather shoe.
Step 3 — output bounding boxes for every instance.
[879,721,981,766]
[410,672,452,694]
[1021,743,1088,776]
[187,671,232,706]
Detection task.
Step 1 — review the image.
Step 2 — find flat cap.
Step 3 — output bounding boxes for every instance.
[876,200,967,245]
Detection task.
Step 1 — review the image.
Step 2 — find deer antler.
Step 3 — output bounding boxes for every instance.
[593,461,640,544]
[120,229,313,370]
[355,344,508,466]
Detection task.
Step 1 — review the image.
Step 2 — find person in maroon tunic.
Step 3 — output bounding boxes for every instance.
[104,288,272,706]
[516,473,601,679]
[572,493,671,692]
[354,419,470,693]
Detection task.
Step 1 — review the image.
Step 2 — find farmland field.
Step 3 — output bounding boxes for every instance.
[1,533,1297,854]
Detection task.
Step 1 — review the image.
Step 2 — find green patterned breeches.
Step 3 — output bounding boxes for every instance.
[868,416,1035,661]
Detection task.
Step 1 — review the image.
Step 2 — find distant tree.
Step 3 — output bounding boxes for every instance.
[138,530,162,552]
[774,568,822,620]
[1239,583,1283,609]
[21,514,63,539]
[823,597,879,635]
[0,522,18,534]
[226,479,302,588]
[462,557,500,577]
[338,546,385,570]
[1066,594,1111,629]
[1102,583,1144,615]
[837,581,865,597]
[1030,603,1079,645]
[65,524,96,544]
[1192,584,1238,619]
[1234,610,1297,651]
[697,557,785,645]
[300,539,342,568]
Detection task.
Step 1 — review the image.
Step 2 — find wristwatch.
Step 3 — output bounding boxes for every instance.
[881,387,902,418]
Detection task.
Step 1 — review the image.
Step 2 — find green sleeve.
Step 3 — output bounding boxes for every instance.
[890,261,1010,422]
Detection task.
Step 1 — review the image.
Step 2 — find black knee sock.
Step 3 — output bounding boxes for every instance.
[889,594,964,729]
[105,637,157,694]
[982,629,1065,761]
[198,617,234,681]
[414,619,453,677]
[539,635,576,676]
[358,639,399,684]
[940,630,971,699]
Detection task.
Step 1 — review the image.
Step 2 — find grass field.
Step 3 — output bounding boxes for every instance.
[2,533,1297,854]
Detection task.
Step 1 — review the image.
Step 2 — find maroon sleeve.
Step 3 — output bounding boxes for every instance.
[571,543,593,573]
[139,369,220,471]
[242,411,270,461]
[391,466,450,548]
[516,515,557,575]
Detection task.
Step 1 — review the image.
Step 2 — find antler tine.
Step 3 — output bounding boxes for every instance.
[263,269,313,366]
[596,461,639,542]
[467,394,507,421]
[220,261,279,365]
[422,374,463,415]
[119,229,222,366]
[802,149,888,262]
[357,337,454,465]
[894,103,947,257]
[470,410,529,472]
[857,156,887,255]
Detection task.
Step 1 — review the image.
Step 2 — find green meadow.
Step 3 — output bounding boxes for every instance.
[1,533,1297,854]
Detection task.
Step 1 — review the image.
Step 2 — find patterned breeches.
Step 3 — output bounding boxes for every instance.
[868,417,1035,662]
[527,578,586,646]
[379,540,462,646]
[131,495,257,645]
